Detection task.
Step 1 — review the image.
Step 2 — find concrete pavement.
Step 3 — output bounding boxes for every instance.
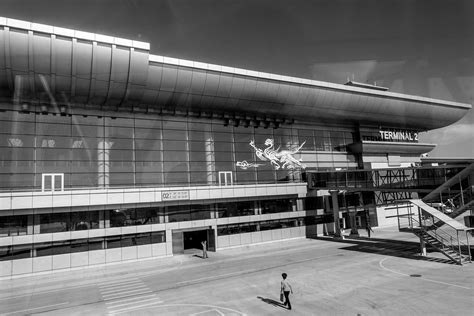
[1,227,473,315]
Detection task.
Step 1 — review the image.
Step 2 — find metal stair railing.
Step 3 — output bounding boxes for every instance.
[424,187,473,229]
[449,200,474,219]
[415,208,471,264]
[411,217,468,264]
[396,201,472,265]
[422,163,474,202]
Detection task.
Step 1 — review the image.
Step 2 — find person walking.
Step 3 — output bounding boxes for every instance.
[201,240,208,259]
[280,273,293,310]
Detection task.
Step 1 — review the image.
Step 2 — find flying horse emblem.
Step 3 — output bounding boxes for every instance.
[237,139,306,170]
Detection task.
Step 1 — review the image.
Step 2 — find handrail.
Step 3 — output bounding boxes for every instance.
[409,212,470,261]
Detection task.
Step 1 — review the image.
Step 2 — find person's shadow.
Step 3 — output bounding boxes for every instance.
[257,296,287,309]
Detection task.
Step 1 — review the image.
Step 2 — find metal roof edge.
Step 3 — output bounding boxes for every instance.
[148,53,472,110]
[0,16,150,50]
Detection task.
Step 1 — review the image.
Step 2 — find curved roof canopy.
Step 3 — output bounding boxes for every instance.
[0,17,471,130]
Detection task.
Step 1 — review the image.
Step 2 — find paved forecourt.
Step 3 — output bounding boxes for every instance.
[1,227,473,315]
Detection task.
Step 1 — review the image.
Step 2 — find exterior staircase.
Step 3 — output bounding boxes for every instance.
[397,199,472,265]
[413,228,471,265]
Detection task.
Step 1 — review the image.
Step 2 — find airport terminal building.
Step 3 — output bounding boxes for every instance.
[0,17,471,277]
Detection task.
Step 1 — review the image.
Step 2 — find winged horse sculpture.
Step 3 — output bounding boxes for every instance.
[237,139,306,170]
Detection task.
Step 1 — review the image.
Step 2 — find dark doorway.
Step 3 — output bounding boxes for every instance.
[183,229,208,251]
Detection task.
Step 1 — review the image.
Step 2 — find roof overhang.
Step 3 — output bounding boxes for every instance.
[348,141,436,155]
[0,17,471,130]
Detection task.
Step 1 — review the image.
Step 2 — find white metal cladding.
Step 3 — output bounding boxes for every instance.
[0,17,471,130]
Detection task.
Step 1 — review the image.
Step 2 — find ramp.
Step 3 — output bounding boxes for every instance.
[410,199,470,231]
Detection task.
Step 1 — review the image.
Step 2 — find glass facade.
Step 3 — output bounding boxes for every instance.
[217,215,333,236]
[0,110,357,191]
[0,197,299,236]
[307,166,466,191]
[0,231,166,261]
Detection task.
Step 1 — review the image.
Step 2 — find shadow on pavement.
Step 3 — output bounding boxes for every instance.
[257,296,287,309]
[311,236,456,265]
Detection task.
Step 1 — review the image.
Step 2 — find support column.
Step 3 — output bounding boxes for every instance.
[295,199,303,212]
[349,207,360,237]
[330,190,342,239]
[323,195,331,236]
[98,140,113,188]
[254,200,261,215]
[205,131,216,185]
[27,214,35,235]
[417,205,427,256]
[420,238,427,256]
[100,210,110,228]
[210,204,216,219]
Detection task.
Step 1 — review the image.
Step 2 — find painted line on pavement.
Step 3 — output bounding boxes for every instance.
[143,303,246,316]
[0,241,333,302]
[99,281,143,289]
[378,257,470,290]
[108,297,163,310]
[100,285,148,294]
[108,300,164,314]
[99,279,140,287]
[3,302,69,315]
[105,294,156,305]
[102,289,153,299]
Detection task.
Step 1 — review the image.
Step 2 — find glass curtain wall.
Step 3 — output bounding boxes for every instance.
[0,110,357,190]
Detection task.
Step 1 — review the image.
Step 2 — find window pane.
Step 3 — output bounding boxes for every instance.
[40,213,70,233]
[88,237,104,251]
[71,239,89,253]
[121,235,136,248]
[11,244,32,260]
[135,233,151,245]
[151,231,165,243]
[34,242,53,257]
[0,246,12,261]
[51,240,71,255]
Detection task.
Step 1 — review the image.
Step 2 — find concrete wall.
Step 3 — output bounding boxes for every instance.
[0,183,308,212]
[376,204,414,228]
[0,243,168,278]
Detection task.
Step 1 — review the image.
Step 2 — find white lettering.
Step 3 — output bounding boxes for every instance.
[377,130,419,142]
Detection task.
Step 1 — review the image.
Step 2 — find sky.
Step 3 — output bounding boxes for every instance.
[1,0,473,157]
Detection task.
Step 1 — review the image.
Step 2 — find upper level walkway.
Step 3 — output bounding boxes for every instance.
[306,164,470,194]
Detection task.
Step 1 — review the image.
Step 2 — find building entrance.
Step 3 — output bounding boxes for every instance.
[183,229,207,251]
[171,227,215,255]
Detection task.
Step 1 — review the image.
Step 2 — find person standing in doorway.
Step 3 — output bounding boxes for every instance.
[201,240,208,259]
[280,273,293,310]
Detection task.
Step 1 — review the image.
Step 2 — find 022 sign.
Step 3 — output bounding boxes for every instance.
[161,190,190,201]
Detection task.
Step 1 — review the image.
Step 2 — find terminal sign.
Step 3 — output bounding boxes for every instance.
[161,190,190,201]
[379,130,418,142]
